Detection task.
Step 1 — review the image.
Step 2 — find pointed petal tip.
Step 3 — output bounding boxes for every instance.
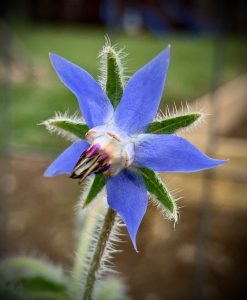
[134,134,228,173]
[164,44,171,55]
[48,52,113,128]
[49,52,60,63]
[191,157,227,172]
[106,169,147,252]
[44,167,70,177]
[219,158,228,164]
[43,170,51,177]
[43,167,55,177]
[212,158,228,167]
[49,53,60,67]
[161,45,170,60]
[208,157,228,166]
[49,52,55,59]
[114,45,171,134]
[43,141,89,178]
[49,53,67,67]
[129,233,139,252]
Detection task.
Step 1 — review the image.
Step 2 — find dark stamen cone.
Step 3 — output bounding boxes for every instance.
[70,146,110,183]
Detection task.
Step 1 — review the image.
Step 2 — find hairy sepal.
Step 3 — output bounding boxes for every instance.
[42,113,89,141]
[139,168,178,221]
[98,37,126,108]
[82,174,106,208]
[147,112,202,134]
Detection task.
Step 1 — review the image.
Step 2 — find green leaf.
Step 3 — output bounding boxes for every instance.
[83,174,106,208]
[43,118,89,139]
[0,257,69,300]
[0,256,66,285]
[147,113,201,134]
[12,279,70,300]
[139,168,177,220]
[105,50,124,108]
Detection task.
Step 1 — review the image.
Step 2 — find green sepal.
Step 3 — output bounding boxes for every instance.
[45,118,89,139]
[0,256,69,300]
[53,120,89,139]
[139,168,177,220]
[83,174,106,208]
[147,113,201,134]
[105,49,124,108]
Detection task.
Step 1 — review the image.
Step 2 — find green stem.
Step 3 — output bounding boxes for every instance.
[82,207,116,300]
[70,205,99,298]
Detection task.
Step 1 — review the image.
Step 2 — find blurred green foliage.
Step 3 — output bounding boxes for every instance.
[5,24,246,153]
[0,256,128,300]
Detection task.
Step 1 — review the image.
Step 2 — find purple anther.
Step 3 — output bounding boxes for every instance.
[86,144,101,157]
[97,152,109,162]
[95,163,111,174]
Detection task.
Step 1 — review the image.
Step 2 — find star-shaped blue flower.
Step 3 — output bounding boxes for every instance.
[44,46,226,250]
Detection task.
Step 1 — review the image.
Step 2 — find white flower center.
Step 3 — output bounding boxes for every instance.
[86,125,134,175]
[70,124,135,182]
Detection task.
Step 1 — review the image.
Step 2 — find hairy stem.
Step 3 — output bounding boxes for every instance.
[82,207,116,300]
[70,203,100,299]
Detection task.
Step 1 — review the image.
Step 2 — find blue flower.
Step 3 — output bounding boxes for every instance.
[44,47,226,250]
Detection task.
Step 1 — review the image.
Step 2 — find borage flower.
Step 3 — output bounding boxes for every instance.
[44,44,226,251]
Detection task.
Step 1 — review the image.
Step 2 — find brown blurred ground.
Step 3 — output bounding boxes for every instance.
[1,75,247,300]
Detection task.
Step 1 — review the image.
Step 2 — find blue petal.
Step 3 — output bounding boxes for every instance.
[134,134,227,172]
[106,169,148,251]
[44,140,89,177]
[49,53,113,128]
[114,47,170,134]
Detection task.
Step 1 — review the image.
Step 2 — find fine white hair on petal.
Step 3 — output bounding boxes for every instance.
[40,111,85,142]
[70,180,125,300]
[98,36,128,92]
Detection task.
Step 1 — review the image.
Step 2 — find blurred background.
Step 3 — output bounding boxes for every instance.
[0,0,246,299]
